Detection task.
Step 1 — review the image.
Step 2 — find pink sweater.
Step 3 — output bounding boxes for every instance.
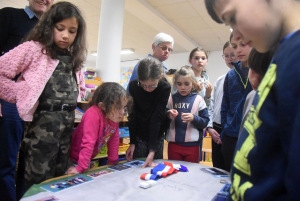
[70,105,120,173]
[0,41,85,121]
[76,70,86,102]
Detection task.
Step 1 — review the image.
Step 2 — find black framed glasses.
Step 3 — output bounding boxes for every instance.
[137,81,158,89]
[222,53,236,59]
[159,45,173,53]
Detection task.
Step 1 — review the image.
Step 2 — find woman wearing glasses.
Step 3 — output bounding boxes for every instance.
[127,33,174,91]
[126,57,171,168]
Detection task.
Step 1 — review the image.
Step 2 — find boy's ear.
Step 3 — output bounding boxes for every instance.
[152,43,155,51]
[98,102,105,111]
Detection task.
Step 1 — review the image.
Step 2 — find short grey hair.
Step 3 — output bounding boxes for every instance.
[153,33,174,47]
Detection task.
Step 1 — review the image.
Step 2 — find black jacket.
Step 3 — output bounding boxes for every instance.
[128,78,171,151]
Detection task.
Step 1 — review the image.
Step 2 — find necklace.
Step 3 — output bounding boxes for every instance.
[234,68,249,89]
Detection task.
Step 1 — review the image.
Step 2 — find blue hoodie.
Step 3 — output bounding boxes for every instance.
[166,92,209,146]
[220,61,252,139]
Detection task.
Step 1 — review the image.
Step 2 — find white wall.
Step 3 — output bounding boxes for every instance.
[204,50,231,84]
[120,59,140,67]
[120,50,230,85]
[163,52,190,69]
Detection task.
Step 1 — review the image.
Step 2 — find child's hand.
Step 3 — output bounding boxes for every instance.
[207,127,222,144]
[198,81,204,91]
[66,166,79,175]
[181,112,194,123]
[205,81,213,98]
[168,109,178,120]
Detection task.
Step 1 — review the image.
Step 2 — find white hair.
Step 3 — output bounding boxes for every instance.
[153,33,174,47]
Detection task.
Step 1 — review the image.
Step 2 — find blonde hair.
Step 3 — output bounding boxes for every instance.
[172,65,200,93]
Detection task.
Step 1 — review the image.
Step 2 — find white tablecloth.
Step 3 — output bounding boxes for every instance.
[21,159,229,201]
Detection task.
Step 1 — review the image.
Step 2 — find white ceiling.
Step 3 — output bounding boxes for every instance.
[0,0,231,67]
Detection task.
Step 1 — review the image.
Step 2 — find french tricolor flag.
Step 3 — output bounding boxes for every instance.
[163,162,188,172]
[151,163,176,177]
[140,173,159,180]
[140,162,188,181]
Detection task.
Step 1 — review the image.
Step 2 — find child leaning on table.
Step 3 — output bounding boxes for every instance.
[166,66,209,163]
[66,82,132,174]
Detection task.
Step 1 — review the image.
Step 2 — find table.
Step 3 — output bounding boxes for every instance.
[21,159,229,201]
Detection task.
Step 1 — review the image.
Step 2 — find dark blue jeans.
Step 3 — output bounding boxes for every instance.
[0,100,25,201]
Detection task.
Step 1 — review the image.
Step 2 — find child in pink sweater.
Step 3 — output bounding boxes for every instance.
[66,83,132,174]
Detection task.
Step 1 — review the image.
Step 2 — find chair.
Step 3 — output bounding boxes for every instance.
[202,136,212,162]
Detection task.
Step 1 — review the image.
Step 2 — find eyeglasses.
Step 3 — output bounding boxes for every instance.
[115,105,128,113]
[222,53,236,59]
[137,81,158,89]
[159,45,173,53]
